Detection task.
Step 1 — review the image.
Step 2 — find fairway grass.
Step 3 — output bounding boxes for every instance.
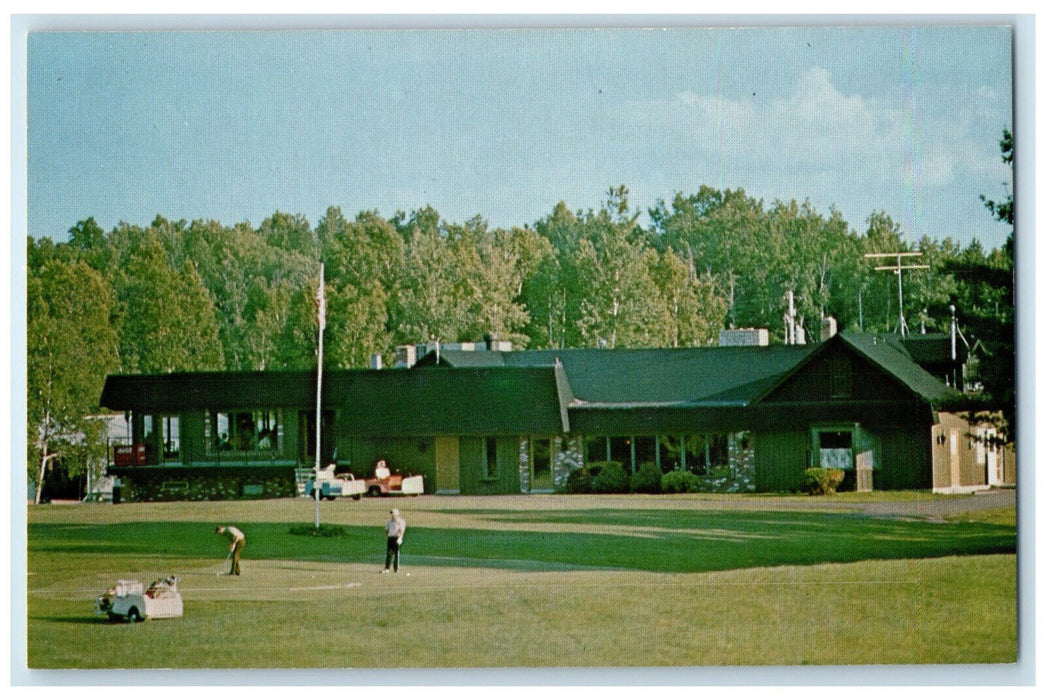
[25,495,1017,669]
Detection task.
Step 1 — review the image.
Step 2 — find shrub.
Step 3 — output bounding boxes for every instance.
[630,462,663,494]
[563,467,595,494]
[591,462,629,494]
[288,523,347,537]
[661,470,701,494]
[802,467,846,495]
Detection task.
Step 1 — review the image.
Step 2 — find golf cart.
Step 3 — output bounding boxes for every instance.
[95,577,183,622]
[364,472,424,496]
[304,463,366,500]
[360,457,423,496]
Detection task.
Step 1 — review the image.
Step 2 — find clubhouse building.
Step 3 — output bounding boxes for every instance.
[98,330,1014,502]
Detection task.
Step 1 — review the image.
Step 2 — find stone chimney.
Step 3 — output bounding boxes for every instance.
[718,328,770,347]
[820,316,838,341]
[394,345,417,368]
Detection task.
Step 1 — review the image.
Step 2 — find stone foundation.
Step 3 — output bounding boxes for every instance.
[117,472,297,502]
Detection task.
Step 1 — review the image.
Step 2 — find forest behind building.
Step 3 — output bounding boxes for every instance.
[27,132,1016,492]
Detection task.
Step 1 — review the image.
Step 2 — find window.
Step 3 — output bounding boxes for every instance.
[162,415,180,458]
[633,436,658,470]
[815,429,854,469]
[683,436,705,474]
[830,354,853,398]
[530,438,553,491]
[208,410,280,454]
[658,435,683,471]
[484,437,499,479]
[585,436,609,464]
[135,414,179,463]
[609,437,632,469]
[298,410,334,463]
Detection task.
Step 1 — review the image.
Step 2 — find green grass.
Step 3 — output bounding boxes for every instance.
[25,494,1017,668]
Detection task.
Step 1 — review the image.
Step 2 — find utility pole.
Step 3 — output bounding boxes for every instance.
[864,252,929,338]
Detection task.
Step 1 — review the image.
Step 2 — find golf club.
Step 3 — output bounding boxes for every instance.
[217,550,231,576]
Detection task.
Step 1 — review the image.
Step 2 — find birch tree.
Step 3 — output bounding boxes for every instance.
[27,250,118,502]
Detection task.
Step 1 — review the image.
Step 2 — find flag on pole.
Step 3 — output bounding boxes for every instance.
[315,264,326,331]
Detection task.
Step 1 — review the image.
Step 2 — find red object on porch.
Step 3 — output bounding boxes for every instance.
[113,444,147,466]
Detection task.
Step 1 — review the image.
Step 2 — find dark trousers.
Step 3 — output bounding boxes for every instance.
[385,537,401,571]
[231,539,244,575]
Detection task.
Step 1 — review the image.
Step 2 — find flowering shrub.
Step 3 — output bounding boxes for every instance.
[802,467,845,495]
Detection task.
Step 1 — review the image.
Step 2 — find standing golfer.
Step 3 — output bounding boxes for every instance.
[216,525,245,576]
[382,509,406,573]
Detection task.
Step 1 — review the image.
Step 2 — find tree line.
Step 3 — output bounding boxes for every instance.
[27,142,1015,496]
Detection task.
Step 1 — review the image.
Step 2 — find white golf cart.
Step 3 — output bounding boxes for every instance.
[304,463,367,500]
[95,577,183,622]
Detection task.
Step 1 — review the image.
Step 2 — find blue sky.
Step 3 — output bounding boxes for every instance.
[26,24,1014,250]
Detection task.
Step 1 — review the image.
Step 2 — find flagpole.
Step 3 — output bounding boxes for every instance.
[314,263,325,528]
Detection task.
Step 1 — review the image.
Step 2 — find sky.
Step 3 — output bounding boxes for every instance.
[25,23,1015,250]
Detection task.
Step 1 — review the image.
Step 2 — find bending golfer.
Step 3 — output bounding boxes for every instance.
[382,509,406,573]
[216,525,245,576]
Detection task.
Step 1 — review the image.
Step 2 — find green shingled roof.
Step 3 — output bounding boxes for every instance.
[900,332,969,365]
[336,366,568,436]
[421,345,821,406]
[101,367,568,436]
[101,371,324,412]
[101,332,956,437]
[837,333,960,405]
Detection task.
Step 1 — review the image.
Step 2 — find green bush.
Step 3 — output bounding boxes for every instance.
[661,470,701,493]
[802,468,846,495]
[591,462,629,494]
[288,523,347,537]
[564,467,595,494]
[630,462,663,494]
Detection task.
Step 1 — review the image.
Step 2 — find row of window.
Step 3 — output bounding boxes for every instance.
[134,411,288,461]
[478,434,756,482]
[132,413,857,477]
[206,410,281,453]
[584,434,746,473]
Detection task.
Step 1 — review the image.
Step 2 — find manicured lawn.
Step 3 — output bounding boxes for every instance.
[24,494,1017,668]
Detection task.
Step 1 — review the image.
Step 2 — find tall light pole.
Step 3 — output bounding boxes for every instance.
[864,252,929,338]
[314,264,326,528]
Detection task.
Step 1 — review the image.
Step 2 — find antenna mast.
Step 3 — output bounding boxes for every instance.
[864,252,929,338]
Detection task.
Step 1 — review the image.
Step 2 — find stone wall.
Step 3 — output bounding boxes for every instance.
[118,471,297,502]
[518,438,530,493]
[726,431,756,492]
[552,435,584,490]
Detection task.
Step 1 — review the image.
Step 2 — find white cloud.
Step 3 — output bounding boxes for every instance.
[619,65,1005,200]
